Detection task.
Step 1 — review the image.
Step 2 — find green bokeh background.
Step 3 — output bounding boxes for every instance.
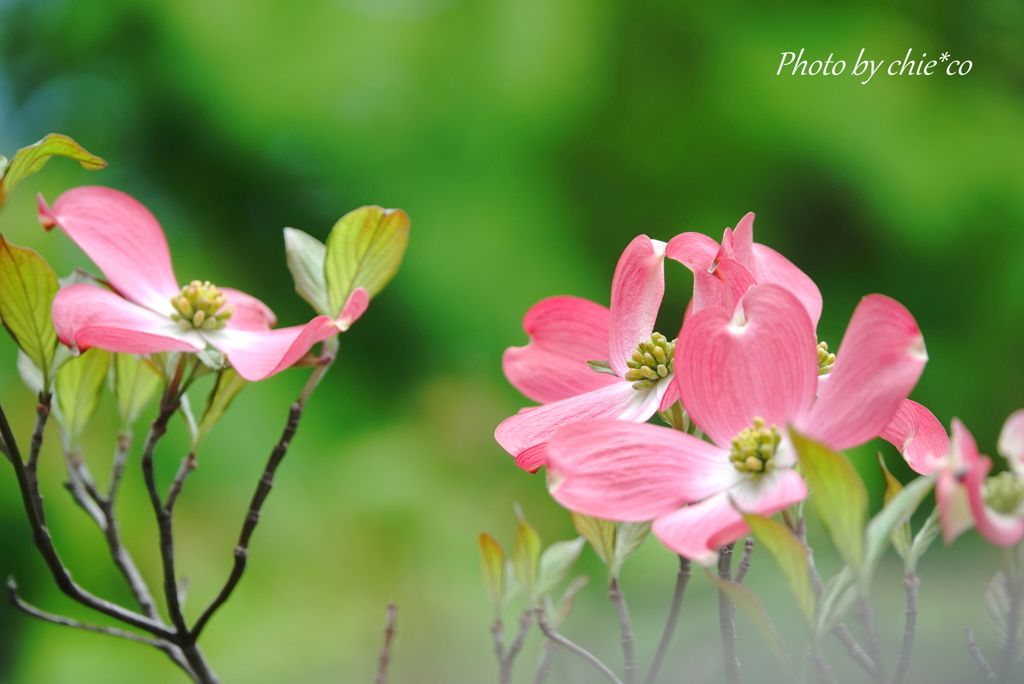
[1,1,1022,682]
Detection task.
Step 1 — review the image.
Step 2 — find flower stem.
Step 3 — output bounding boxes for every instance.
[642,556,692,684]
[609,578,637,684]
[893,571,919,684]
[535,607,624,684]
[734,538,754,584]
[717,543,742,684]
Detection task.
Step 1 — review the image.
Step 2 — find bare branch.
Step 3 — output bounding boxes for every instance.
[734,538,754,584]
[166,453,197,512]
[535,607,624,684]
[374,602,397,684]
[967,627,998,682]
[893,572,919,684]
[609,578,636,684]
[717,544,742,684]
[643,556,692,684]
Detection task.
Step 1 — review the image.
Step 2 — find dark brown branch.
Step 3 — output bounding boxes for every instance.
[893,571,919,684]
[967,627,998,681]
[26,398,51,524]
[643,556,692,684]
[718,544,742,684]
[166,453,197,512]
[374,602,397,684]
[107,431,132,500]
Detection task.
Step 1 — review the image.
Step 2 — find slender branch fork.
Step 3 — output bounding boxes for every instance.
[2,341,338,683]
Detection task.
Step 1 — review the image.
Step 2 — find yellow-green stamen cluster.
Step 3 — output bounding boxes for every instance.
[985,471,1024,515]
[170,280,234,331]
[624,333,675,390]
[730,417,780,476]
[817,341,835,376]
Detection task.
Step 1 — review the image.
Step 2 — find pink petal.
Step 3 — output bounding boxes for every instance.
[800,295,927,452]
[676,284,818,449]
[728,213,755,266]
[952,419,1024,547]
[712,258,756,313]
[749,244,822,328]
[879,400,950,475]
[336,287,369,332]
[608,236,666,377]
[53,284,204,354]
[652,468,807,565]
[502,296,617,404]
[936,469,974,545]
[209,317,339,381]
[999,410,1024,475]
[659,377,680,412]
[41,187,180,314]
[546,420,739,522]
[219,288,277,331]
[666,232,727,314]
[494,380,663,473]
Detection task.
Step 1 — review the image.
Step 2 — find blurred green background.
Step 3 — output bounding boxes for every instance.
[1,0,1023,682]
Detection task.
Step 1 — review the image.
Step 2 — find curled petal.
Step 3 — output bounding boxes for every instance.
[53,284,204,354]
[652,468,807,565]
[749,244,822,328]
[712,258,756,313]
[666,232,727,314]
[728,213,755,266]
[547,420,739,522]
[999,409,1024,477]
[495,381,664,473]
[219,288,277,331]
[210,316,339,381]
[502,296,616,404]
[801,295,926,452]
[42,187,180,314]
[608,236,666,377]
[879,400,949,475]
[336,287,369,331]
[951,419,1024,547]
[676,284,817,449]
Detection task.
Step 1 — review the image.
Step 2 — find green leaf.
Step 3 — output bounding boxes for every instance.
[0,134,106,207]
[503,558,521,607]
[54,348,111,442]
[112,354,162,428]
[571,512,617,569]
[324,205,410,314]
[704,568,789,665]
[907,507,941,571]
[194,368,247,451]
[862,475,935,592]
[478,532,505,613]
[0,236,59,385]
[791,429,867,568]
[513,506,542,599]
[536,537,585,596]
[742,512,816,628]
[815,566,858,642]
[284,228,331,316]
[611,521,652,578]
[877,453,911,561]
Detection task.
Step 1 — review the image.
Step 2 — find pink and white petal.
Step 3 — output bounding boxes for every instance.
[936,470,974,545]
[209,316,339,381]
[659,375,681,411]
[879,400,949,475]
[219,288,277,331]
[547,420,739,522]
[676,283,818,449]
[800,295,926,452]
[728,213,755,268]
[652,468,807,565]
[999,410,1024,476]
[965,454,1024,547]
[336,287,369,332]
[502,296,616,404]
[42,187,180,314]
[711,258,756,313]
[608,236,666,377]
[494,380,662,473]
[53,284,204,354]
[749,244,822,328]
[665,232,720,270]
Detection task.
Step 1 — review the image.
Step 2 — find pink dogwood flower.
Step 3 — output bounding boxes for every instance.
[547,283,927,564]
[882,403,1024,546]
[38,186,368,382]
[495,235,674,473]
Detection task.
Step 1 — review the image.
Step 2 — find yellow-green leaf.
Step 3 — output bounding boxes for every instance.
[571,512,617,568]
[536,537,585,596]
[513,508,542,598]
[877,453,911,561]
[704,568,789,665]
[478,532,505,612]
[283,228,331,316]
[0,134,106,207]
[55,348,111,442]
[195,368,247,450]
[611,521,652,578]
[742,512,816,628]
[791,429,867,568]
[0,236,59,385]
[324,205,409,314]
[113,353,162,428]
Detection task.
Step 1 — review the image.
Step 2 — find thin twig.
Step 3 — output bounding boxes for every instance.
[535,608,624,684]
[643,556,692,684]
[107,430,133,500]
[893,571,919,684]
[813,654,838,684]
[734,538,754,584]
[609,578,637,684]
[26,398,51,524]
[500,609,534,683]
[855,596,886,684]
[374,602,397,684]
[492,618,506,665]
[999,569,1024,683]
[967,627,998,681]
[717,544,742,684]
[166,452,197,512]
[532,641,559,684]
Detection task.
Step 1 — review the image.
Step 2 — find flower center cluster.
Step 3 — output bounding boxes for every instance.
[730,417,780,475]
[985,471,1024,515]
[170,280,234,331]
[624,333,675,390]
[817,341,835,376]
